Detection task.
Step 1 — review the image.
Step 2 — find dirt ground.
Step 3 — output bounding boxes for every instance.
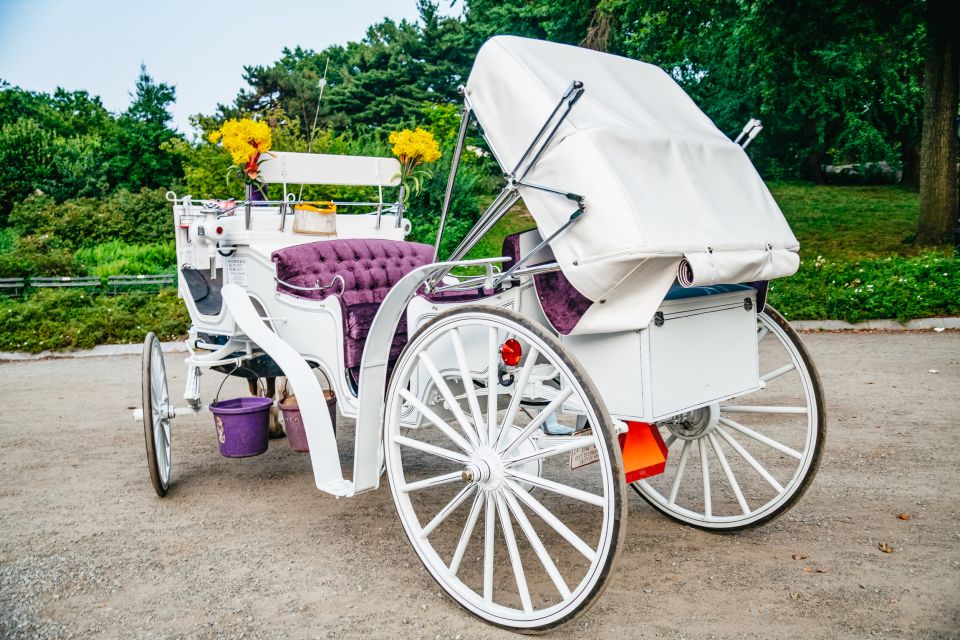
[0,331,958,640]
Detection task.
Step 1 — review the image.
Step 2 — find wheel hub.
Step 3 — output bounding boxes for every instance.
[661,404,719,440]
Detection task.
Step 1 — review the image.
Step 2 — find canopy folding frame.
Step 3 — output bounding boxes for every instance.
[435,36,800,334]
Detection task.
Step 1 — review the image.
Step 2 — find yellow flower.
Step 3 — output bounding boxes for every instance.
[389,127,442,165]
[209,118,272,165]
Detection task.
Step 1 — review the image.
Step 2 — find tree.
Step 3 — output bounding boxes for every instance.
[916,0,958,245]
[104,65,182,191]
[226,1,470,133]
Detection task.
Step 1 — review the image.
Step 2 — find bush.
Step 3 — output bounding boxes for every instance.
[8,188,172,249]
[0,289,189,352]
[0,233,84,278]
[769,252,960,323]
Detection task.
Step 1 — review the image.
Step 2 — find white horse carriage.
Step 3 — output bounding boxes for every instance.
[137,36,824,632]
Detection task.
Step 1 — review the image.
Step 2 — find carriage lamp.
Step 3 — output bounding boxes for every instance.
[500,339,523,367]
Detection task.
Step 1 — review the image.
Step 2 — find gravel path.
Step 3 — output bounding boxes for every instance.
[1,331,958,639]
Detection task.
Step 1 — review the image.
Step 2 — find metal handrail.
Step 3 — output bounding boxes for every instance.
[274,274,345,296]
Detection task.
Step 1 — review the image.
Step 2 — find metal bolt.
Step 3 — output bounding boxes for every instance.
[462,469,475,482]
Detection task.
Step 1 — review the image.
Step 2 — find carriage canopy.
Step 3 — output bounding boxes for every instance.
[466,36,799,333]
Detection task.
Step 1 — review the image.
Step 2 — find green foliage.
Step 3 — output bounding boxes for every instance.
[769,253,960,323]
[0,289,188,352]
[8,188,172,249]
[74,241,176,277]
[604,0,925,178]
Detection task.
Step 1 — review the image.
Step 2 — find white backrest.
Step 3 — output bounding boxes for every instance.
[258,151,401,187]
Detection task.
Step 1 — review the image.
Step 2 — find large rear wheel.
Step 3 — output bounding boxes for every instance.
[632,305,825,531]
[384,306,626,633]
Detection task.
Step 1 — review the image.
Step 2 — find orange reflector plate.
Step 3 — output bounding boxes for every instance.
[619,421,668,483]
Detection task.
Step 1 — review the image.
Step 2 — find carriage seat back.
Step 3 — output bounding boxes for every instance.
[272,239,434,371]
[259,151,401,187]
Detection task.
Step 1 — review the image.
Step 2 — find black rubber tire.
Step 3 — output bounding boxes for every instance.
[385,305,627,634]
[632,304,826,533]
[142,332,170,497]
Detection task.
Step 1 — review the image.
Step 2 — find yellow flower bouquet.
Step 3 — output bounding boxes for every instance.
[389,127,442,200]
[209,118,272,197]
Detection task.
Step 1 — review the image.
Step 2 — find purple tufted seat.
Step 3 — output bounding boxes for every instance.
[272,239,435,377]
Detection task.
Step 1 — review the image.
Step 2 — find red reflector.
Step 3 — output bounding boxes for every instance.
[216,226,224,235]
[500,339,522,367]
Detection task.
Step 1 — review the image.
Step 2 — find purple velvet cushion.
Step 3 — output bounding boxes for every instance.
[501,230,592,336]
[272,239,434,369]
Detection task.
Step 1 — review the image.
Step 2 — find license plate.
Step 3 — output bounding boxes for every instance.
[570,430,599,469]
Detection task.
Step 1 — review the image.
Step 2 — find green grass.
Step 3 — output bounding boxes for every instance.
[769,181,949,259]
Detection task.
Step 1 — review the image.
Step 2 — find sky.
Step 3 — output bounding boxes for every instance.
[0,0,460,134]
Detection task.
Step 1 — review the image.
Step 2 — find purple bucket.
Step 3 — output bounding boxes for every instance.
[279,391,337,453]
[210,397,273,458]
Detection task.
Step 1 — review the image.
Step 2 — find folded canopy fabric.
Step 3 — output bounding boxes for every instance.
[465,36,799,333]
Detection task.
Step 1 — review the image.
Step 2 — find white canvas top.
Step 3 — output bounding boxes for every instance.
[259,151,400,187]
[466,36,799,333]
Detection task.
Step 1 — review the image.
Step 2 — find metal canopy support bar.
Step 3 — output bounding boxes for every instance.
[494,208,585,287]
[427,80,585,291]
[427,187,521,289]
[511,80,584,180]
[434,98,473,261]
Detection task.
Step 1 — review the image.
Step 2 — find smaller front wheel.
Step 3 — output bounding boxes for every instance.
[142,332,172,497]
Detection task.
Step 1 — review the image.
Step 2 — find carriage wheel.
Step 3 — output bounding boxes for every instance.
[632,305,825,531]
[142,332,172,497]
[384,306,625,633]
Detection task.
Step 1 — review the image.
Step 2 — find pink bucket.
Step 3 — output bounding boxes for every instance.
[279,391,336,453]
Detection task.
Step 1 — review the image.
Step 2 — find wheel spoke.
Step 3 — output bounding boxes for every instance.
[401,471,464,493]
[495,492,533,613]
[449,490,484,575]
[420,484,475,538]
[719,416,803,460]
[664,432,677,448]
[506,480,597,562]
[483,492,495,602]
[449,328,484,448]
[394,435,470,464]
[486,327,499,446]
[761,362,796,383]
[503,435,594,467]
[418,353,478,445]
[707,432,750,515]
[500,387,573,455]
[505,468,605,507]
[700,438,712,519]
[757,325,769,343]
[399,388,473,453]
[714,426,784,493]
[493,346,540,450]
[502,489,571,600]
[667,440,692,505]
[721,405,807,415]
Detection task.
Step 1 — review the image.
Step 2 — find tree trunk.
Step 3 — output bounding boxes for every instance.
[900,142,920,188]
[916,0,959,245]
